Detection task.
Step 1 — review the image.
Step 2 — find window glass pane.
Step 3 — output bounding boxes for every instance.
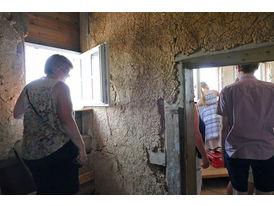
[91,52,100,103]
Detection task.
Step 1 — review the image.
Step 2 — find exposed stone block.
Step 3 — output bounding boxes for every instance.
[148,150,165,166]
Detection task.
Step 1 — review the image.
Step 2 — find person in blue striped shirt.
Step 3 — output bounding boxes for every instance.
[197,82,221,153]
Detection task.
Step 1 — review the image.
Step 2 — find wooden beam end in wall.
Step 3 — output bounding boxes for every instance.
[79,171,94,185]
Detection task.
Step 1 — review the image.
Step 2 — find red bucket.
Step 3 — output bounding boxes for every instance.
[207,150,224,168]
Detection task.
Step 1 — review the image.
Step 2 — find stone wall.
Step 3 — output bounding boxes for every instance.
[0,13,27,159]
[86,12,274,194]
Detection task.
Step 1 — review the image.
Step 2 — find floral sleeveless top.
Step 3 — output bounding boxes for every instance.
[22,77,69,160]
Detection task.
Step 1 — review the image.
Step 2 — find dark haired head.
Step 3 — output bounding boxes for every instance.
[44,54,73,75]
[239,63,259,74]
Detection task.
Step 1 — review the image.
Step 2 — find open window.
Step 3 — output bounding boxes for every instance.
[80,43,110,107]
[25,42,110,110]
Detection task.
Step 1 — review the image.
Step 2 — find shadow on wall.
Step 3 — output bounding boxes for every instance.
[90,109,126,195]
[90,152,126,194]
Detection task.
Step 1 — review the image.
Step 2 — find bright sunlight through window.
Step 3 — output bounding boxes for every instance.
[25,42,110,110]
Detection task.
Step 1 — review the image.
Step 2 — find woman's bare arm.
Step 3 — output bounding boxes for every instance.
[13,89,25,119]
[194,106,209,169]
[54,82,87,165]
[197,98,203,106]
[214,90,220,96]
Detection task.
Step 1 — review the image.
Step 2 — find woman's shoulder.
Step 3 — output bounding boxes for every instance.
[53,81,69,90]
[27,77,59,87]
[52,81,70,97]
[26,78,44,86]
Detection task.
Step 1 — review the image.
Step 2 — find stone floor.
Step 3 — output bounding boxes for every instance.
[200,177,230,195]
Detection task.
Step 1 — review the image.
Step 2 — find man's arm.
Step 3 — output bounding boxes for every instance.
[216,88,229,166]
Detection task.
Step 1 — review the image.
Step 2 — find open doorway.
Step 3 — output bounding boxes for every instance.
[193,62,273,103]
[166,42,274,195]
[192,62,274,194]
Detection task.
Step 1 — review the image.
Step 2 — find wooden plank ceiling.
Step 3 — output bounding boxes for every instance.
[25,12,80,51]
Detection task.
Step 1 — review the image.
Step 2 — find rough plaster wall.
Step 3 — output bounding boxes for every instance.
[87,12,274,194]
[0,13,27,159]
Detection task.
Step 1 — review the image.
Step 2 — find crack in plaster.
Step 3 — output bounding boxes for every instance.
[105,107,112,136]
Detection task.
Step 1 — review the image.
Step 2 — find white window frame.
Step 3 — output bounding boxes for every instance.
[80,43,110,107]
[24,42,110,109]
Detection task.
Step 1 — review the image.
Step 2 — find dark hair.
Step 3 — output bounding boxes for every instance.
[239,63,259,74]
[44,54,73,75]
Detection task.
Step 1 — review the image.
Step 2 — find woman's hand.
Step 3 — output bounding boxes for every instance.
[78,150,88,165]
[201,155,210,169]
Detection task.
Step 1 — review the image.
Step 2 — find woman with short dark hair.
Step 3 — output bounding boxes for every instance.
[13,54,87,195]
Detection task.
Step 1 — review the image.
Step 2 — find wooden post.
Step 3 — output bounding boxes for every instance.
[82,109,93,137]
[181,68,196,194]
[165,104,182,194]
[79,13,90,52]
[165,66,196,195]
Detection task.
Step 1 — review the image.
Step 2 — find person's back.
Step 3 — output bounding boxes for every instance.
[220,76,274,159]
[217,63,274,195]
[204,91,218,106]
[199,82,221,151]
[23,77,69,160]
[14,54,87,195]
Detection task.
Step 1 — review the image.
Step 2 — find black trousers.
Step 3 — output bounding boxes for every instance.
[23,141,80,195]
[225,152,274,192]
